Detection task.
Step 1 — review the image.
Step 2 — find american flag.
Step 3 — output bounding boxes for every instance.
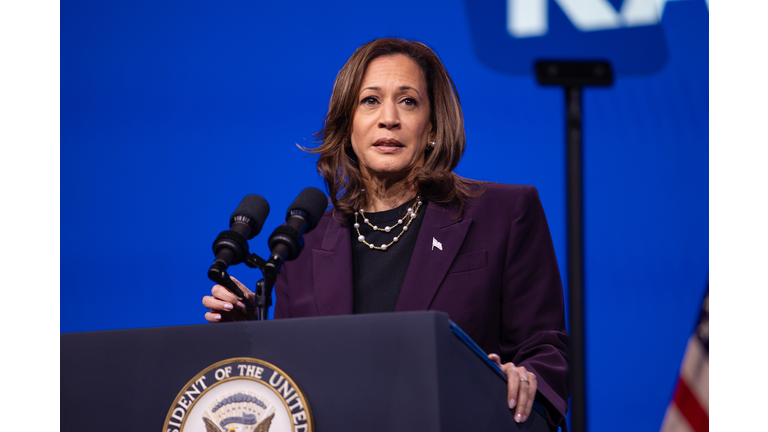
[660,290,709,432]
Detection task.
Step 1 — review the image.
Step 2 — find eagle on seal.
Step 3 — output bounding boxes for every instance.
[203,412,274,432]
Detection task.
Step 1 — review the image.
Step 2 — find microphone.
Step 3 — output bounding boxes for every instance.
[210,194,270,276]
[267,187,328,267]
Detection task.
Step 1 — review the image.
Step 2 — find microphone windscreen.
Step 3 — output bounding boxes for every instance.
[286,187,328,233]
[230,194,270,239]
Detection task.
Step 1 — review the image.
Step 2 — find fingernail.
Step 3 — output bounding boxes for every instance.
[515,414,523,423]
[214,314,221,321]
[222,303,233,310]
[236,301,246,309]
[508,399,516,409]
[522,415,528,422]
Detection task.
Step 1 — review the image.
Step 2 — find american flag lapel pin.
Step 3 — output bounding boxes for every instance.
[432,237,443,251]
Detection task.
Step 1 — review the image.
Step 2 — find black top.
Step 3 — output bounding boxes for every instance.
[350,200,427,313]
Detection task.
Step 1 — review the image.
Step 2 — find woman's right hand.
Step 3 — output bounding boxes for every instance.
[202,276,254,322]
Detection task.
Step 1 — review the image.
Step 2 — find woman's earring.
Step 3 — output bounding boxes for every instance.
[427,141,435,150]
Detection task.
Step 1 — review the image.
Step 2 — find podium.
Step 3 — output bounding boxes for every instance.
[61,311,554,431]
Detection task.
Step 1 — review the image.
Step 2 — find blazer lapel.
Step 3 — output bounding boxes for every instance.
[395,203,473,311]
[312,216,354,315]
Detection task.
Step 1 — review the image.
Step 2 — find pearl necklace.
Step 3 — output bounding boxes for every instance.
[353,196,422,251]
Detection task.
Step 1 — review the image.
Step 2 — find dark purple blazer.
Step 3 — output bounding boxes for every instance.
[274,183,570,424]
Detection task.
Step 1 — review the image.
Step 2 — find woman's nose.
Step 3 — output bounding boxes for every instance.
[378,101,400,129]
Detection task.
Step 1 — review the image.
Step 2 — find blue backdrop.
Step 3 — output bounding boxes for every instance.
[61,1,708,431]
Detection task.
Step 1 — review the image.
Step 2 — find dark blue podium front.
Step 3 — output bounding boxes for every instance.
[61,311,553,431]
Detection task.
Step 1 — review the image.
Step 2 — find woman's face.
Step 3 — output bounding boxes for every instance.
[350,54,432,183]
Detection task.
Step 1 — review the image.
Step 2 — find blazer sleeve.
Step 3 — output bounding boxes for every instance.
[501,186,570,426]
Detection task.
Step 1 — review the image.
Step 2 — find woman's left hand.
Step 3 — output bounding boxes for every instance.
[488,353,537,423]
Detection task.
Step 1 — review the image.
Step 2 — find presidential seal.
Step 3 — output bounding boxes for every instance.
[163,357,313,432]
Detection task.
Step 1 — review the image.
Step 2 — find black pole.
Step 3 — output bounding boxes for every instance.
[566,84,586,432]
[535,60,613,432]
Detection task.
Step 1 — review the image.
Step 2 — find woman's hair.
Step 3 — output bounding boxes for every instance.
[306,38,482,219]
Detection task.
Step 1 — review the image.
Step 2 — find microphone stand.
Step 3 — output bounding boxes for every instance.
[535,60,613,432]
[242,253,273,321]
[242,253,282,321]
[253,280,270,321]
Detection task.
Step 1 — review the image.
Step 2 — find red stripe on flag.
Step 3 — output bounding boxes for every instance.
[673,377,708,432]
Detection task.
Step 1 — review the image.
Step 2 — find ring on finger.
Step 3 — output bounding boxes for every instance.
[520,378,530,383]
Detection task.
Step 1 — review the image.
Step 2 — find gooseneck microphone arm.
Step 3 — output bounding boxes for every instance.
[208,195,270,320]
[252,208,314,320]
[208,219,251,298]
[254,187,328,320]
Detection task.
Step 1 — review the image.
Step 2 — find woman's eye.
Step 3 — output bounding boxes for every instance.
[361,96,378,105]
[402,98,417,107]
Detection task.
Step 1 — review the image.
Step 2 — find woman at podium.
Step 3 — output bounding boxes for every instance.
[203,38,569,429]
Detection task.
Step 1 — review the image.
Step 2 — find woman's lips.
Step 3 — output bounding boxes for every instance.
[373,138,404,152]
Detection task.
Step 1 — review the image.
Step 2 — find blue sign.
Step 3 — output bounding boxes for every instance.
[463,0,672,74]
